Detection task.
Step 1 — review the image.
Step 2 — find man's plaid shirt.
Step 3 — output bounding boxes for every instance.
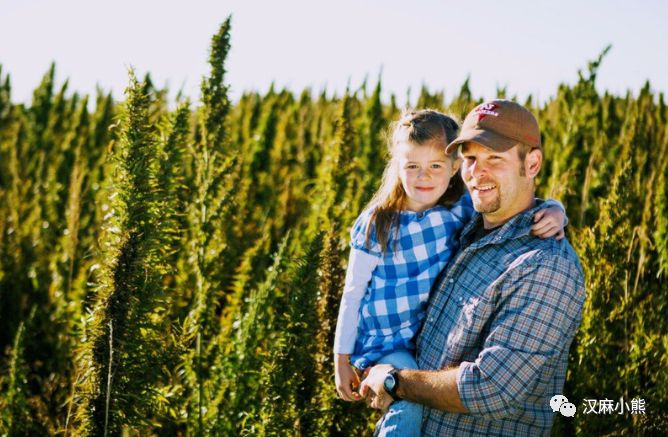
[417,202,585,436]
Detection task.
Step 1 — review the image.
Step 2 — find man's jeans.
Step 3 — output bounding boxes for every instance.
[373,350,422,437]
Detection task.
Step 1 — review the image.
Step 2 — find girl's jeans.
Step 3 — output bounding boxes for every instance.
[373,350,422,437]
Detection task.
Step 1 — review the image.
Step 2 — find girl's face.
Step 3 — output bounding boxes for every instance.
[396,139,461,212]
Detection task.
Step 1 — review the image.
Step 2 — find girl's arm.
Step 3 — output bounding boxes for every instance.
[532,199,568,240]
[334,248,379,401]
[333,248,379,353]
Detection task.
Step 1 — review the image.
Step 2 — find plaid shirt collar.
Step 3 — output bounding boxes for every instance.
[459,200,544,250]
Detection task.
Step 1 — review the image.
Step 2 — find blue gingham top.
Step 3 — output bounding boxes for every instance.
[349,193,474,370]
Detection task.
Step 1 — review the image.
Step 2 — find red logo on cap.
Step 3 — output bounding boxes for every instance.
[475,103,499,121]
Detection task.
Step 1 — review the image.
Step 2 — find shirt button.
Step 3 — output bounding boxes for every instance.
[449,279,454,283]
[429,317,434,322]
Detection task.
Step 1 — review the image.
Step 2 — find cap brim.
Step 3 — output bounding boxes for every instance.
[445,128,518,155]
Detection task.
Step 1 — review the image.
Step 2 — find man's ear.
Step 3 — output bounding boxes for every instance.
[525,148,542,178]
[451,157,462,173]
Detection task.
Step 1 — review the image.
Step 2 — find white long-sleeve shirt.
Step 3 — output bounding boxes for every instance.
[333,248,380,354]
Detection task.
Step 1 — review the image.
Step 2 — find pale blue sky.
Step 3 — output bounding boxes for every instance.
[1,0,666,105]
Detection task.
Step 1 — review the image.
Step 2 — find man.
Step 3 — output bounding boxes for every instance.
[360,100,586,436]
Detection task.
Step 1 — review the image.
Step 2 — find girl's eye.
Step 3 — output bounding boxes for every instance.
[406,164,419,169]
[431,163,443,169]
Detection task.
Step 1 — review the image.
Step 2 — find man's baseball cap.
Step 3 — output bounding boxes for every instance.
[445,99,541,154]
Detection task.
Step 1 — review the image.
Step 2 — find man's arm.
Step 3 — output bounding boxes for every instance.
[361,252,585,417]
[454,254,584,419]
[359,364,468,412]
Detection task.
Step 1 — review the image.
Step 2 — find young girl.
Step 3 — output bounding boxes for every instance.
[333,109,566,436]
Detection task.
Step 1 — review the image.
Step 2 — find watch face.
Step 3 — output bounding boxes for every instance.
[384,374,396,392]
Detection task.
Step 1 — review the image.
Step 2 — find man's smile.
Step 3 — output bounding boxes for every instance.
[470,180,498,196]
[473,183,497,193]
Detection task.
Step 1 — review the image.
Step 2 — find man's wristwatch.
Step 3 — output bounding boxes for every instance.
[383,368,401,402]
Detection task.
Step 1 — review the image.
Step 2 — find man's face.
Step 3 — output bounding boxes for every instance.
[460,142,541,226]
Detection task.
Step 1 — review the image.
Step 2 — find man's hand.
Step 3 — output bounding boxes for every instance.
[359,364,394,411]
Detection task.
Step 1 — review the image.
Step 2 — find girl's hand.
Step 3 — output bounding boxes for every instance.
[532,206,566,240]
[335,354,362,401]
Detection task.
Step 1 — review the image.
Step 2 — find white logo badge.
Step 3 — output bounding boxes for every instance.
[550,394,576,417]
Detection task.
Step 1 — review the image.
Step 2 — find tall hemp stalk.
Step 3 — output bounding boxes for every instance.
[70,72,175,435]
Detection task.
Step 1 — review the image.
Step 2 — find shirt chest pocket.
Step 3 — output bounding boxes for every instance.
[446,293,490,354]
[458,295,482,326]
[455,293,489,328]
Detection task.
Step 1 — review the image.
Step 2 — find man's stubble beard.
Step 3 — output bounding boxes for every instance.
[470,166,526,214]
[473,195,501,214]
[469,178,502,214]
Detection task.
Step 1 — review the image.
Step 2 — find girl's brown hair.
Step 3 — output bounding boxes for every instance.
[365,109,464,252]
